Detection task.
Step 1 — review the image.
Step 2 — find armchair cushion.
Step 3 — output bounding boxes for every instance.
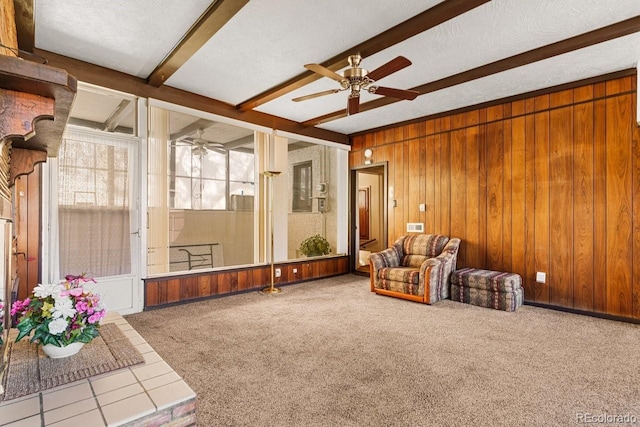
[401,234,450,267]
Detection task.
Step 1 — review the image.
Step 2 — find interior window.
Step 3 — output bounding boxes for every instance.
[147,107,257,274]
[292,161,312,212]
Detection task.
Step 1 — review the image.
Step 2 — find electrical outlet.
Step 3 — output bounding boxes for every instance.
[536,271,546,283]
[293,268,298,274]
[275,268,281,278]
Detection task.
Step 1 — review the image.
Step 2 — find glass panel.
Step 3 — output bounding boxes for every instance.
[58,136,132,277]
[287,142,338,259]
[147,107,257,274]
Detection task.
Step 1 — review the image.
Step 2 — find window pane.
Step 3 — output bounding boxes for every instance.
[202,151,226,180]
[58,136,131,277]
[201,179,226,209]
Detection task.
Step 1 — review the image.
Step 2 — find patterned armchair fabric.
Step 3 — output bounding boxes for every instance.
[370,234,461,304]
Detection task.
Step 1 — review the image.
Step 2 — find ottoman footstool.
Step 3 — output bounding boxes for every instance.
[450,268,523,312]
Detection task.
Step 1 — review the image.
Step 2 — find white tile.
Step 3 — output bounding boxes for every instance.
[43,397,97,425]
[141,371,182,391]
[0,396,40,425]
[0,415,42,427]
[131,361,173,382]
[142,351,162,365]
[96,383,144,407]
[48,409,105,427]
[134,342,154,354]
[101,392,155,426]
[42,382,93,411]
[90,370,138,395]
[147,381,196,411]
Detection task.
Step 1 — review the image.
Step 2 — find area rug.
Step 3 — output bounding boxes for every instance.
[1,323,145,401]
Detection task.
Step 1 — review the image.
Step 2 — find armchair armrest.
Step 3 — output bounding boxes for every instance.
[418,238,461,302]
[369,246,401,290]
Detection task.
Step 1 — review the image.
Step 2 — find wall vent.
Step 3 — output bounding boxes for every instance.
[406,223,424,233]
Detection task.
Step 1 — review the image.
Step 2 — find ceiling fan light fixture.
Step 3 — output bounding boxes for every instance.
[296,54,419,116]
[192,145,208,156]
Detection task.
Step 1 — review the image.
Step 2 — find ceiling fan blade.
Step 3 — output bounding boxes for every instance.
[370,86,420,100]
[292,89,341,102]
[347,96,360,115]
[366,56,412,82]
[304,64,346,83]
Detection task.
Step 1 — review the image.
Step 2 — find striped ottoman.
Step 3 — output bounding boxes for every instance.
[450,268,523,312]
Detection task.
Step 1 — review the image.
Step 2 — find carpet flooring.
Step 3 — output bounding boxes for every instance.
[125,274,640,426]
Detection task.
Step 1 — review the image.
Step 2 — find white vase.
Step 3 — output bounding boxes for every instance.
[41,342,84,358]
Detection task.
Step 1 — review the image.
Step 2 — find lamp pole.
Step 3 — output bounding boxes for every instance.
[261,170,281,294]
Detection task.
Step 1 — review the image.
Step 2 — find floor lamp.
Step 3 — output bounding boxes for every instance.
[261,170,281,294]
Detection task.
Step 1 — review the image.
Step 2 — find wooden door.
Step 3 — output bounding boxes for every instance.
[358,187,370,241]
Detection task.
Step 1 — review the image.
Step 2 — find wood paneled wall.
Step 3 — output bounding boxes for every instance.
[144,256,349,309]
[350,75,640,320]
[13,164,41,300]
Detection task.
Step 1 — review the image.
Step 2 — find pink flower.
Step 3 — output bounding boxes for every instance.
[10,298,30,316]
[62,287,84,297]
[75,301,89,313]
[88,311,105,324]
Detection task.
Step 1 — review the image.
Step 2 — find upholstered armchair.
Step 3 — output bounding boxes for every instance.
[369,234,461,304]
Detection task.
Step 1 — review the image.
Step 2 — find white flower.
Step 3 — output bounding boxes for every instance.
[52,296,77,319]
[48,318,69,335]
[33,283,62,299]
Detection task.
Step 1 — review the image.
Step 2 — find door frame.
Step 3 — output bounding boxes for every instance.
[349,162,388,274]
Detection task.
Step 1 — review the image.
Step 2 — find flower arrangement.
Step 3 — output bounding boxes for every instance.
[11,274,106,347]
[299,234,331,257]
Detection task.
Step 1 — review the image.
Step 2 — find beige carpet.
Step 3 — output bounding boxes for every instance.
[126,274,640,426]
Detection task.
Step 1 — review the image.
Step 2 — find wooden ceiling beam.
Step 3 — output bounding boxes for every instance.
[146,0,249,87]
[237,0,491,111]
[13,0,34,53]
[304,14,640,127]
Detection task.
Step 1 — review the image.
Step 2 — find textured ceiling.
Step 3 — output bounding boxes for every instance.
[33,0,640,138]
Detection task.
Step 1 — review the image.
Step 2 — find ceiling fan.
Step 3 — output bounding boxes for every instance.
[175,128,225,156]
[293,54,420,115]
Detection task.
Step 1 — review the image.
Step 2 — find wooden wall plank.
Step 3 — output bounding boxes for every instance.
[394,143,404,239]
[464,125,480,268]
[593,98,607,313]
[197,275,211,298]
[486,120,504,270]
[511,116,526,288]
[502,119,513,273]
[534,110,550,303]
[549,106,574,307]
[633,124,640,319]
[433,134,442,233]
[477,122,488,268]
[419,137,427,227]
[450,128,466,266]
[425,135,436,234]
[439,132,451,236]
[605,93,633,317]
[523,112,536,299]
[572,101,595,311]
[407,140,419,224]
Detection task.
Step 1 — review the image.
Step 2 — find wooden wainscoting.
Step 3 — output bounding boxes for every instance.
[144,256,349,309]
[350,72,640,321]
